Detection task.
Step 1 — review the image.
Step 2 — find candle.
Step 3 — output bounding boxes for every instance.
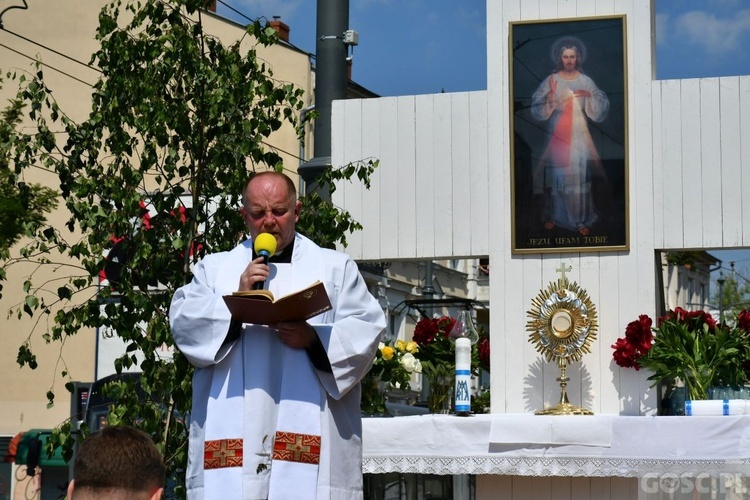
[454,337,472,415]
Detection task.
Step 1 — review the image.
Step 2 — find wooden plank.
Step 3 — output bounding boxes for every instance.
[476,475,512,500]
[532,476,553,500]
[589,477,611,500]
[502,255,536,413]
[597,251,621,414]
[570,477,591,500]
[433,93,454,258]
[719,77,743,247]
[557,0,577,19]
[650,84,664,249]
[415,94,436,258]
[575,0,597,17]
[469,91,490,256]
[344,100,364,258]
[488,0,511,415]
[699,78,723,248]
[741,77,750,247]
[359,97,381,260]
[577,254,601,413]
[551,476,573,500]
[332,99,363,258]
[512,476,537,500]
[628,4,657,413]
[594,0,616,16]
[658,79,684,248]
[451,92,472,258]
[520,0,540,20]
[627,0,651,87]
[396,96,418,259]
[374,96,400,259]
[522,256,547,414]
[679,79,703,248]
[538,0,558,20]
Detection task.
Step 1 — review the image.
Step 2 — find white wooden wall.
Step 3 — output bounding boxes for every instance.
[332,0,750,421]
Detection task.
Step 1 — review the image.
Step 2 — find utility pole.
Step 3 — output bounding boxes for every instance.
[298,0,350,199]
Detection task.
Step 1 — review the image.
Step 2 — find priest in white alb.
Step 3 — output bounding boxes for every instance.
[170,171,386,500]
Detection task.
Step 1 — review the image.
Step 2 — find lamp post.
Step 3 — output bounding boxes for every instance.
[717,275,726,324]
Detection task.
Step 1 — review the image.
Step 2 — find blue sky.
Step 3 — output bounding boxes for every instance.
[218,0,750,96]
[217,0,750,286]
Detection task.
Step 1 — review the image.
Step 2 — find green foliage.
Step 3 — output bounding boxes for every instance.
[665,251,701,268]
[712,274,750,325]
[628,309,750,400]
[361,340,421,414]
[0,75,58,263]
[297,158,378,249]
[0,0,376,496]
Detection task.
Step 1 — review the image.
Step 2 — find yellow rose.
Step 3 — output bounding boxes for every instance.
[381,346,395,360]
[395,339,407,352]
[405,341,419,354]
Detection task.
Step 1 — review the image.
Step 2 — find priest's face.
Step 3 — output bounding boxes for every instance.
[242,175,301,252]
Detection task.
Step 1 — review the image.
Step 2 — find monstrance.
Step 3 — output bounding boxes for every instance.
[526,264,598,415]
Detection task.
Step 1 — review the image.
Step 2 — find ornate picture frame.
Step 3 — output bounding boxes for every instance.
[510,15,629,254]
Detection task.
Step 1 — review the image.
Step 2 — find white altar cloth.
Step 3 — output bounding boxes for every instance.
[362,414,750,477]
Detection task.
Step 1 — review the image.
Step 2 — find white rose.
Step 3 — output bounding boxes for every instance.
[400,352,422,374]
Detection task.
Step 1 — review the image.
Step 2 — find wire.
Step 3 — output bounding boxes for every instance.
[1,4,310,169]
[0,41,95,87]
[1,26,100,73]
[215,0,313,58]
[217,0,254,24]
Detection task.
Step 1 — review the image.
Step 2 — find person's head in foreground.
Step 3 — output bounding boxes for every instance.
[67,425,165,500]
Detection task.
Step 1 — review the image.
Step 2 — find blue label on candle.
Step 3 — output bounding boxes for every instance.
[454,376,471,412]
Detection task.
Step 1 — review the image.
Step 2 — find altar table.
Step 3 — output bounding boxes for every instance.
[362,414,750,478]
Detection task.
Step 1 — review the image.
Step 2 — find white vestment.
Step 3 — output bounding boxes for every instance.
[170,234,386,500]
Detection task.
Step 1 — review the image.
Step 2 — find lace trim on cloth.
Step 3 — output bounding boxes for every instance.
[363,455,750,477]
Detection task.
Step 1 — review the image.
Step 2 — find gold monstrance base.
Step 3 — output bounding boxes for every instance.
[535,365,593,415]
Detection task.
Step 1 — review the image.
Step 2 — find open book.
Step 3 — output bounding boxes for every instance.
[222,280,332,325]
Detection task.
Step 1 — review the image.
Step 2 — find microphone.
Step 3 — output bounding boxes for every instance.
[252,233,277,290]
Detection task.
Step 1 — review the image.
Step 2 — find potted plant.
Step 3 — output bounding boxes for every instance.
[361,339,422,415]
[412,315,491,413]
[612,308,750,403]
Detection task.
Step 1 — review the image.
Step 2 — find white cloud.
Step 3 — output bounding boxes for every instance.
[673,9,750,53]
[655,12,669,46]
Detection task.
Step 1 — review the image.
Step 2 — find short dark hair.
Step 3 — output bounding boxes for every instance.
[72,426,165,498]
[242,171,297,206]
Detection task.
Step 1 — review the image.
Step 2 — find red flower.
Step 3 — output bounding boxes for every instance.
[737,310,750,334]
[624,314,653,352]
[413,318,440,345]
[612,315,655,369]
[662,307,716,332]
[612,337,641,369]
[413,316,455,346]
[478,336,491,370]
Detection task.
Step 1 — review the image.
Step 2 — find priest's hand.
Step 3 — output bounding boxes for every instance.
[237,256,270,291]
[274,321,317,349]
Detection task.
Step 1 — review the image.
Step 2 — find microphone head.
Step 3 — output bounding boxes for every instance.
[253,232,277,258]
